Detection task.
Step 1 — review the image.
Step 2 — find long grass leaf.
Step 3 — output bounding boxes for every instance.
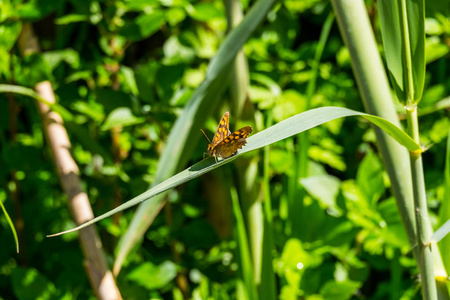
[231,186,258,300]
[0,198,19,253]
[378,0,425,103]
[47,106,420,236]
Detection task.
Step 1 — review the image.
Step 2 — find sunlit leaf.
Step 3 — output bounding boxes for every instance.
[47,106,420,237]
[378,0,425,103]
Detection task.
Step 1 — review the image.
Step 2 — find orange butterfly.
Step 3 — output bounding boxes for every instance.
[201,112,252,163]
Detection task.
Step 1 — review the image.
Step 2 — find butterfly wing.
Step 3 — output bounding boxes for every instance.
[213,126,252,158]
[208,112,230,153]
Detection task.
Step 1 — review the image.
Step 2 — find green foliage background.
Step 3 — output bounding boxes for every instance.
[0,0,449,299]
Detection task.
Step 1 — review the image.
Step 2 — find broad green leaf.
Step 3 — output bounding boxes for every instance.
[378,0,425,103]
[46,106,421,237]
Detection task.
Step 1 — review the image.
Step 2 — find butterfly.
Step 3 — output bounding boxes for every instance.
[201,112,252,163]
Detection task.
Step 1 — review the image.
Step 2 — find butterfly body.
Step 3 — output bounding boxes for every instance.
[203,112,252,162]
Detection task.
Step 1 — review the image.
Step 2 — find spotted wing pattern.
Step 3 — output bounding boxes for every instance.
[210,126,252,159]
[207,112,230,154]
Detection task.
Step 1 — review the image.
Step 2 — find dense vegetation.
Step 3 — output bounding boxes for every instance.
[0,0,449,299]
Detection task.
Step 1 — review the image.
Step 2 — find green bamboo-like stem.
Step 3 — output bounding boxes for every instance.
[406,107,437,300]
[399,0,437,296]
[330,0,418,254]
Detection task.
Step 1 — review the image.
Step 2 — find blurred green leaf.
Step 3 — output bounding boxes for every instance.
[320,280,361,300]
[356,151,385,206]
[281,239,322,269]
[0,0,14,22]
[300,175,341,211]
[429,118,450,144]
[0,22,22,50]
[0,48,10,77]
[277,238,323,296]
[101,107,145,131]
[163,36,196,64]
[12,267,56,300]
[42,49,80,70]
[128,261,177,290]
[16,0,65,20]
[120,66,139,96]
[272,90,307,122]
[166,7,186,26]
[309,145,346,171]
[269,148,295,176]
[119,11,166,41]
[186,3,224,22]
[55,14,89,25]
[420,84,446,108]
[425,36,449,64]
[425,18,444,35]
[70,100,104,122]
[16,54,53,86]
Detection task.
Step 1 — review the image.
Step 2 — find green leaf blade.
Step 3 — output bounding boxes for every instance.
[378,0,425,103]
[46,106,420,237]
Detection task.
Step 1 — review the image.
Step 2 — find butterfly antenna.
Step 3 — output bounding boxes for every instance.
[200,129,211,143]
